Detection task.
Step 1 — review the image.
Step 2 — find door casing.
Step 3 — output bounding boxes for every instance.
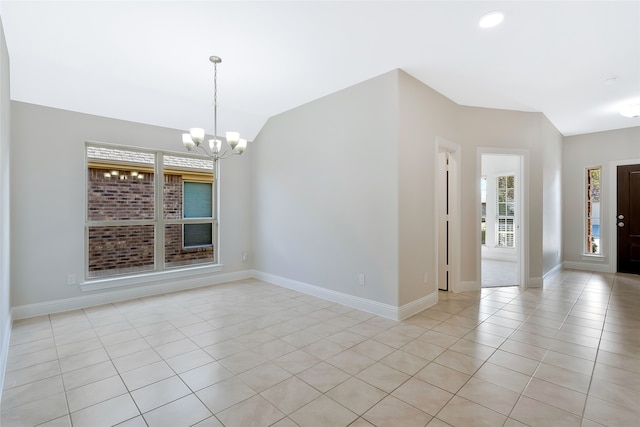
[615,163,640,273]
[608,158,640,273]
[477,148,529,289]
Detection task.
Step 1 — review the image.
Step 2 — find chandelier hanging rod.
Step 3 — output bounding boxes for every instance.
[181,55,247,161]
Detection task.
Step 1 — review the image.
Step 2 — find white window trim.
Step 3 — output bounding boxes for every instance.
[85,141,217,282]
[584,166,602,256]
[495,174,516,249]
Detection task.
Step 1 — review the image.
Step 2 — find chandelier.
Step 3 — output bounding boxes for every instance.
[181,56,247,160]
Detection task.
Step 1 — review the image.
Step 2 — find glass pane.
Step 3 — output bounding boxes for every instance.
[184,182,212,218]
[507,175,515,188]
[498,203,507,216]
[507,189,514,202]
[164,224,214,267]
[507,203,515,216]
[184,223,212,247]
[88,225,155,277]
[498,176,506,188]
[87,146,154,165]
[164,155,213,172]
[88,168,154,221]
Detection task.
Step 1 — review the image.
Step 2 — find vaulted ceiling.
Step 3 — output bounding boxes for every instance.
[1,1,638,141]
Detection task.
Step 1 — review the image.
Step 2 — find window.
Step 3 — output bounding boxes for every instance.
[183,181,213,248]
[86,143,215,278]
[586,167,601,254]
[496,175,515,248]
[481,176,487,245]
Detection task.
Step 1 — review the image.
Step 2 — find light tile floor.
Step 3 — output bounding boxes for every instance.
[1,270,639,426]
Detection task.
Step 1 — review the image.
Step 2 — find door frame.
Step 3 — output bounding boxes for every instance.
[608,158,640,273]
[435,137,461,293]
[477,147,529,289]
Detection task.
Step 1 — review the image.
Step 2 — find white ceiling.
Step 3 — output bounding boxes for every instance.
[1,1,639,141]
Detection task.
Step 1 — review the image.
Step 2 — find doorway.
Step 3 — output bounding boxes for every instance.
[436,139,460,292]
[480,154,522,287]
[617,164,640,274]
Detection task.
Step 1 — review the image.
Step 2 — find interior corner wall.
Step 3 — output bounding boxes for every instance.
[541,116,563,277]
[252,71,400,307]
[562,126,640,272]
[396,71,459,305]
[0,15,11,390]
[457,107,548,285]
[9,102,253,308]
[0,16,11,391]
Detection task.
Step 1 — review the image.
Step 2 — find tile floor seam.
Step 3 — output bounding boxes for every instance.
[3,272,640,427]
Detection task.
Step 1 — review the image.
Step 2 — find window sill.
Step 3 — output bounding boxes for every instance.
[80,263,223,292]
[580,254,606,262]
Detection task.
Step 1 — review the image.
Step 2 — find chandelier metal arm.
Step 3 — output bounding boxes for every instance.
[181,55,247,160]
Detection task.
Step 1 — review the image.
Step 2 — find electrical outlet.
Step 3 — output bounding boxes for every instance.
[67,273,76,285]
[423,272,429,284]
[242,252,248,262]
[358,274,366,286]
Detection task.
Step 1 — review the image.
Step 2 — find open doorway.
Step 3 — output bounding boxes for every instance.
[481,154,521,287]
[436,138,460,293]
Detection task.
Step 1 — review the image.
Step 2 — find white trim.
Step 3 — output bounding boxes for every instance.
[478,148,529,290]
[13,270,252,320]
[81,264,223,292]
[526,277,543,288]
[563,261,612,273]
[543,263,564,281]
[435,137,462,293]
[0,312,11,400]
[455,281,479,293]
[580,254,606,262]
[397,293,438,320]
[254,271,427,320]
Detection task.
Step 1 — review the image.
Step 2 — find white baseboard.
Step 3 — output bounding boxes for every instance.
[526,277,543,288]
[0,311,11,401]
[456,281,479,293]
[563,261,612,273]
[543,263,564,281]
[254,271,433,320]
[398,292,438,320]
[11,270,254,320]
[11,269,439,322]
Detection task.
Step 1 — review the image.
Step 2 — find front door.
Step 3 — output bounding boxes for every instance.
[617,164,640,274]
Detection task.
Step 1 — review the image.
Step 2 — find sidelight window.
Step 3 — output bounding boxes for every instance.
[586,167,601,254]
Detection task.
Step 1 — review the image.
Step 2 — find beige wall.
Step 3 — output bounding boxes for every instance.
[253,68,564,311]
[253,71,401,306]
[7,67,569,319]
[563,127,640,272]
[10,102,253,308]
[397,71,459,304]
[0,17,11,390]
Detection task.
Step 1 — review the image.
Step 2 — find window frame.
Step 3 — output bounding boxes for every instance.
[182,180,214,250]
[495,174,516,249]
[85,141,218,281]
[585,166,602,255]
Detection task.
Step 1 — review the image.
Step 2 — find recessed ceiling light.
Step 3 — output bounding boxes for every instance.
[479,11,504,28]
[620,103,640,118]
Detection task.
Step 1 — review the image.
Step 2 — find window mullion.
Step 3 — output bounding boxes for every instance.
[156,151,165,271]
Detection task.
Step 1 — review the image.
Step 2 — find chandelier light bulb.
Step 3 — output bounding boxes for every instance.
[189,128,205,144]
